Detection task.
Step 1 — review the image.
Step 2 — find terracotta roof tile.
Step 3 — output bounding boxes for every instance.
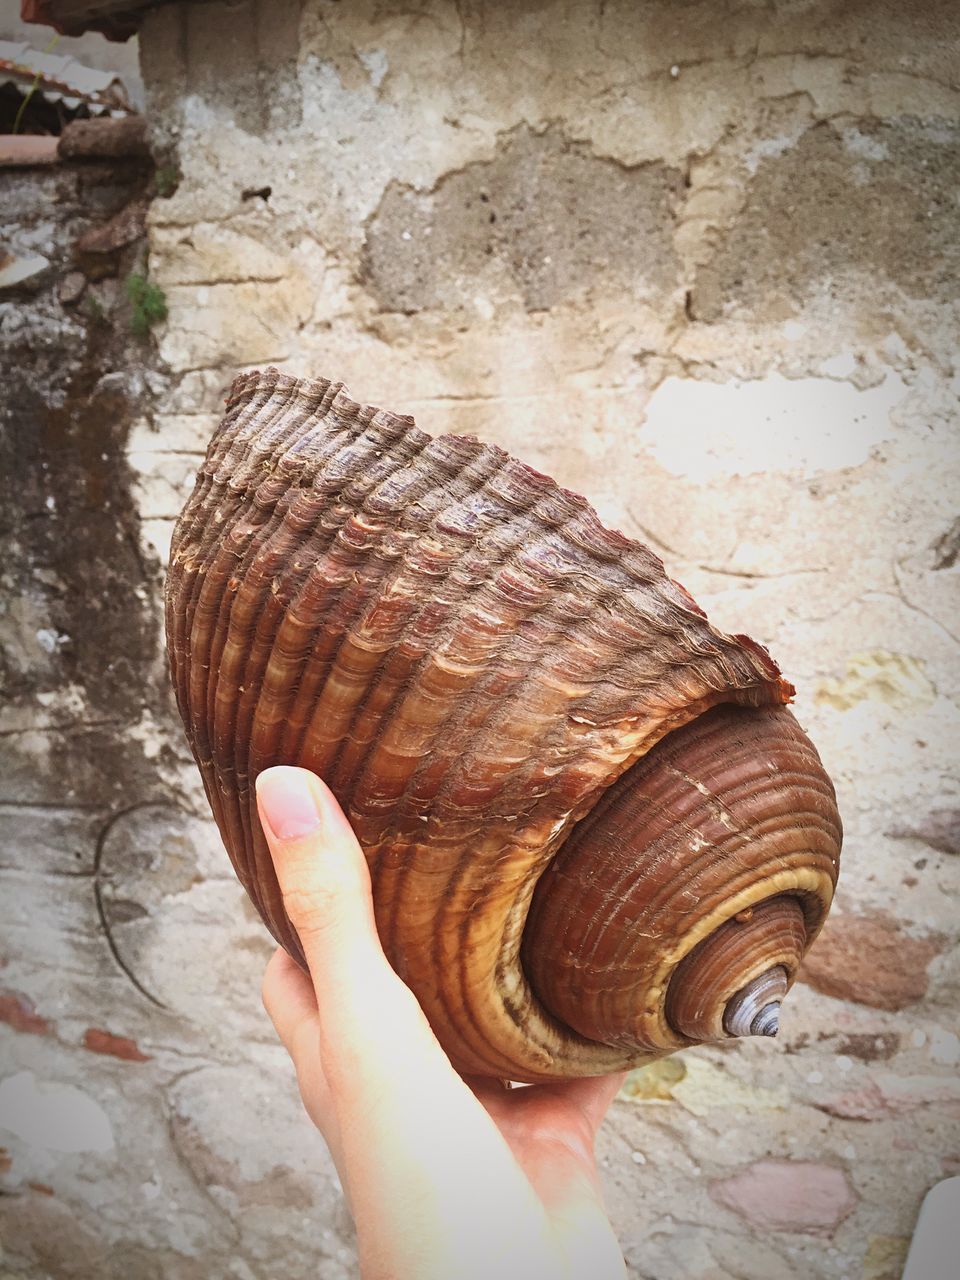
[0,134,59,167]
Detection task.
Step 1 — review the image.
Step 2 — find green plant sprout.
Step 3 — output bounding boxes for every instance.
[13,34,60,134]
[126,272,168,337]
[154,166,180,198]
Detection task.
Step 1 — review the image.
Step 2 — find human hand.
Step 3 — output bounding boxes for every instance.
[257,766,627,1280]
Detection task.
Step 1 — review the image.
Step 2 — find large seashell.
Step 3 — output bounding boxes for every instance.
[165,368,842,1081]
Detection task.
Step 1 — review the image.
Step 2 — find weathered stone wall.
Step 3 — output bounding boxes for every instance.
[2,2,958,1278]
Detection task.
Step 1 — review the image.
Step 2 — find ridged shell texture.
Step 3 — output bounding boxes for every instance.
[166,368,841,1080]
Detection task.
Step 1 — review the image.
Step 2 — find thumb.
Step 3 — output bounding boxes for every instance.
[256,765,381,968]
[255,767,445,1083]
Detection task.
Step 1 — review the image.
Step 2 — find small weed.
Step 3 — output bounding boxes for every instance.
[155,166,180,199]
[12,33,59,134]
[126,272,167,337]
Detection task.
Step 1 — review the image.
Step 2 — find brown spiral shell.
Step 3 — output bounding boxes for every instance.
[165,367,841,1081]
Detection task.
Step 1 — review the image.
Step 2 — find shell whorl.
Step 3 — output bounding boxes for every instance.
[165,367,842,1081]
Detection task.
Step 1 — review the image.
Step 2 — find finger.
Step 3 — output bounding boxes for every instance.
[262,947,320,1055]
[544,1071,628,1133]
[466,1071,626,1136]
[256,767,450,1086]
[262,948,337,1134]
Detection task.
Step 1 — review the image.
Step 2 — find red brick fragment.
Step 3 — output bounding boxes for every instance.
[798,909,944,1011]
[0,989,50,1036]
[82,1027,150,1062]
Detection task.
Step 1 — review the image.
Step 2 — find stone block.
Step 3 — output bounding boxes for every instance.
[710,1159,857,1235]
[799,909,944,1012]
[158,277,314,370]
[151,225,290,287]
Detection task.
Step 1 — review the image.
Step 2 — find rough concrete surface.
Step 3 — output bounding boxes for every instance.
[1,1,958,1278]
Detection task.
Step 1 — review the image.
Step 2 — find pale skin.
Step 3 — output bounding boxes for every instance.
[256,765,629,1280]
